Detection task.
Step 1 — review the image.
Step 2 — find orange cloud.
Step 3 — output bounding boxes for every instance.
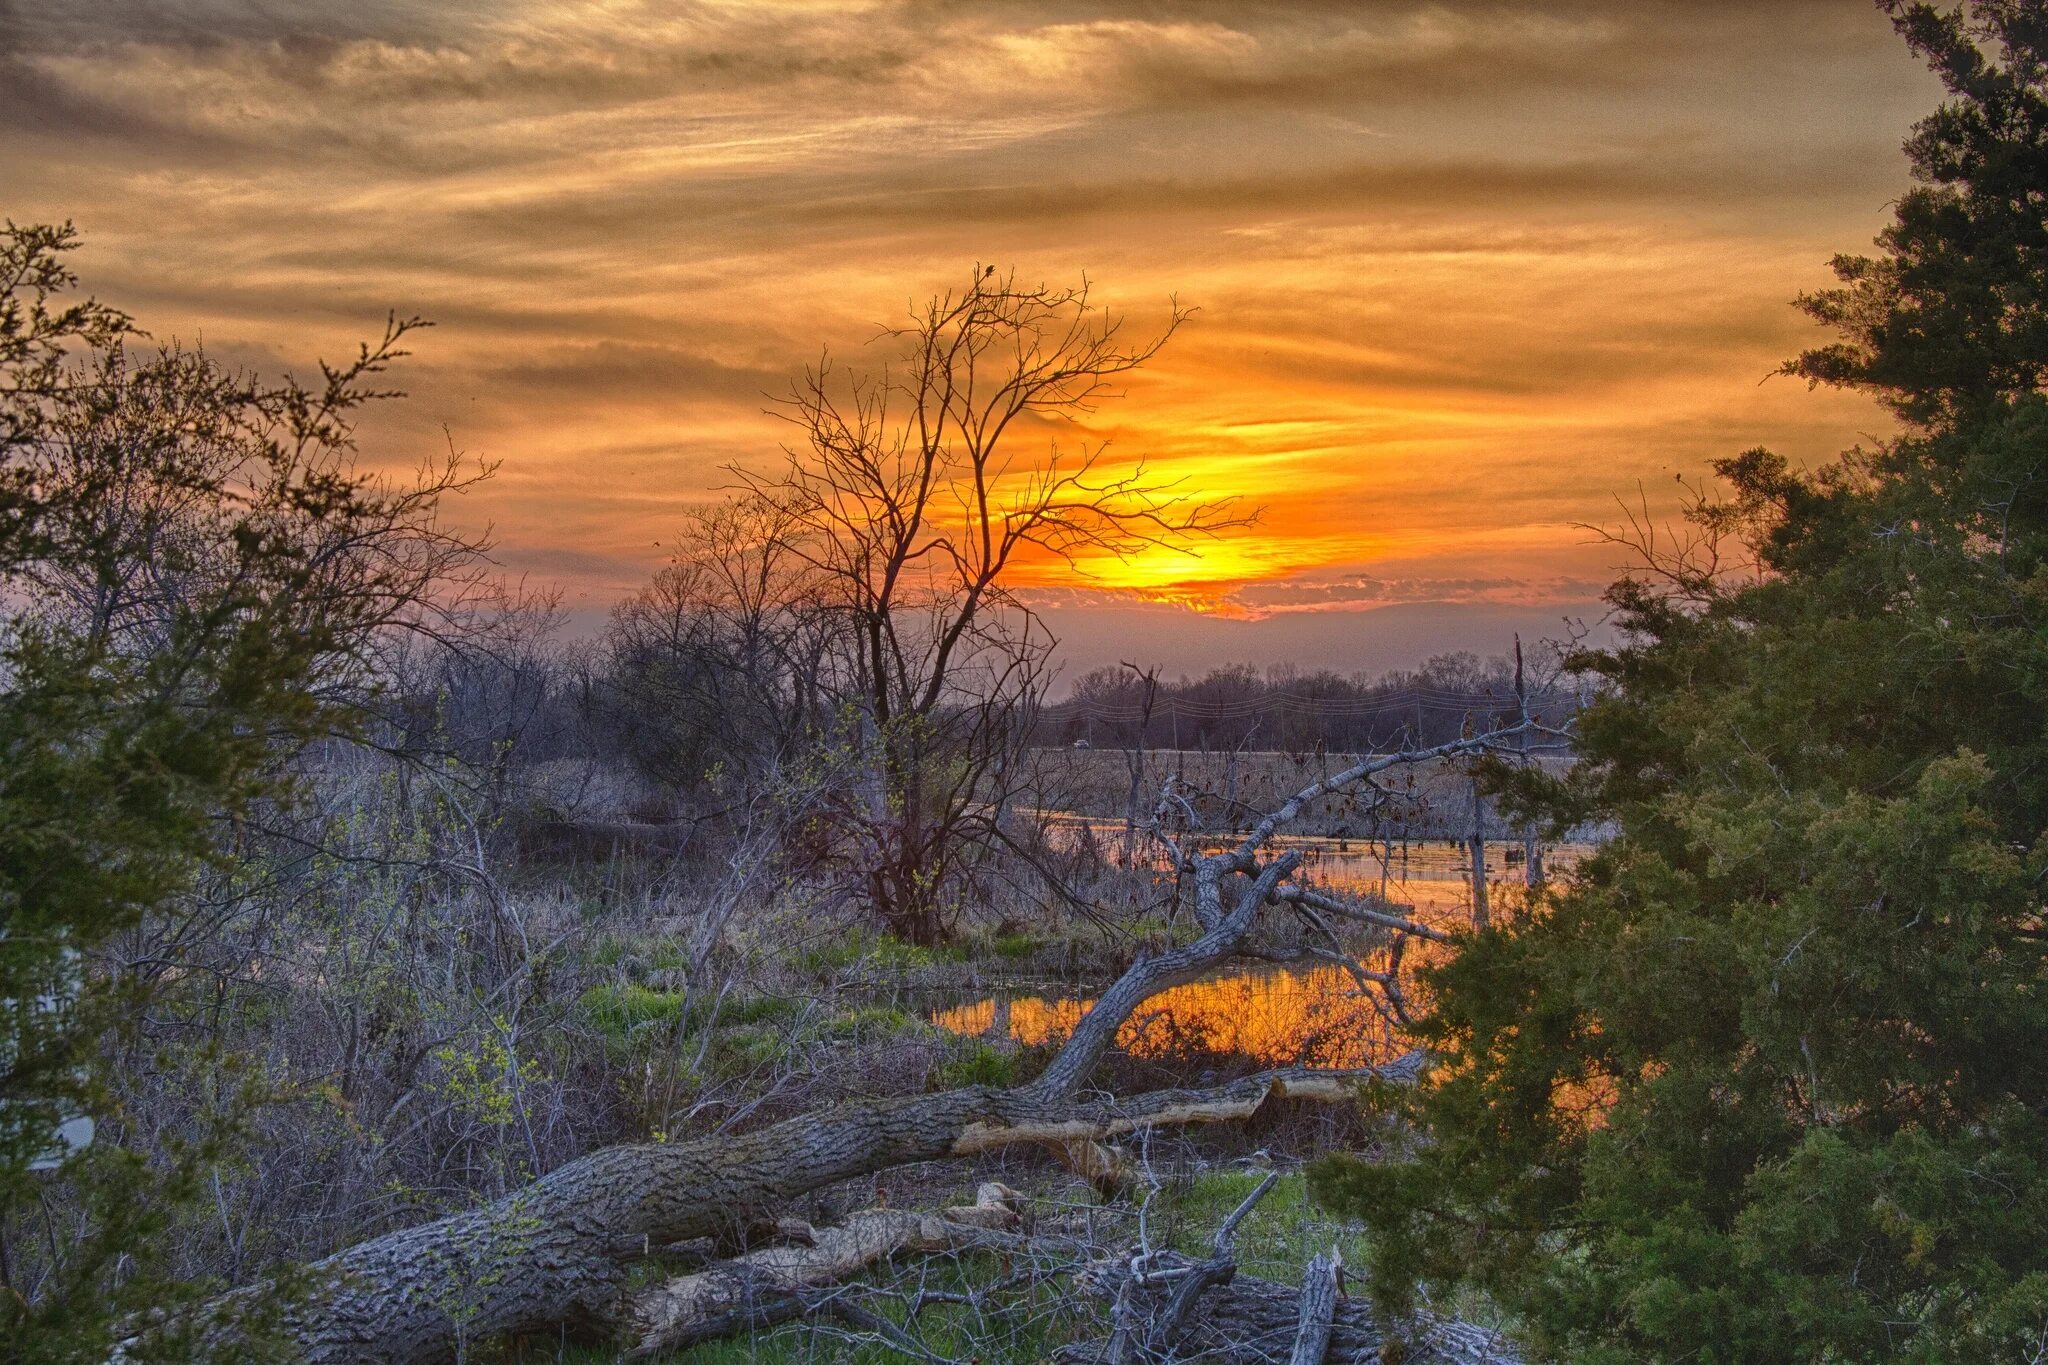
[1,0,1937,663]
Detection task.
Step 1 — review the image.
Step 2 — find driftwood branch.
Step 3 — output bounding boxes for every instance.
[1272,884,1452,943]
[1104,1168,1278,1363]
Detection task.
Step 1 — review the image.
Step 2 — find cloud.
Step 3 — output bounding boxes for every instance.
[479,341,784,409]
[0,0,1939,669]
[1217,570,1612,614]
[1019,563,1614,619]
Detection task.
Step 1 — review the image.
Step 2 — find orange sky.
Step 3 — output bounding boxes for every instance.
[1,1,1945,675]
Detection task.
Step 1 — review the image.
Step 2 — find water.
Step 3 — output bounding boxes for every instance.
[932,835,1589,1069]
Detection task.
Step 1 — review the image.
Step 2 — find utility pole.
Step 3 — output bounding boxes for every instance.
[1465,708,1489,931]
[1516,635,1543,888]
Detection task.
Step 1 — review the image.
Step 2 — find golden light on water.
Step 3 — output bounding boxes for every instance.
[934,839,1583,1067]
[931,965,1409,1070]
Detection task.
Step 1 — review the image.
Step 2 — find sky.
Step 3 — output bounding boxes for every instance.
[1,1,1947,679]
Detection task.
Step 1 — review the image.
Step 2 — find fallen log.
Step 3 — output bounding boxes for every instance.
[1066,1250,1522,1365]
[619,1183,1028,1358]
[187,1065,1387,1361]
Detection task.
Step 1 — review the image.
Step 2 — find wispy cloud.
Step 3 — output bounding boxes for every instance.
[1,0,1941,662]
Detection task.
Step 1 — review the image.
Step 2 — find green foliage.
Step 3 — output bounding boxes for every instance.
[0,223,473,1360]
[796,928,967,976]
[429,1029,546,1131]
[931,1040,1018,1089]
[1167,1171,1371,1285]
[1312,9,2048,1359]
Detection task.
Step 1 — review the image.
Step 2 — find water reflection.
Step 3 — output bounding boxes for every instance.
[933,836,1589,1066]
[931,965,1409,1069]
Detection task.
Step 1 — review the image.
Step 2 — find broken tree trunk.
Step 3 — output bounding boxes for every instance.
[1289,1249,1341,1365]
[1067,1250,1522,1365]
[187,1064,1394,1361]
[619,1183,1028,1359]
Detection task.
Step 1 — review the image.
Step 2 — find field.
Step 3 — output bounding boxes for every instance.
[1034,744,1582,841]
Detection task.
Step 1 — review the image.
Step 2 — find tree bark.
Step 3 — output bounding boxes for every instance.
[1067,1251,1521,1364]
[1289,1250,1340,1365]
[618,1183,1027,1358]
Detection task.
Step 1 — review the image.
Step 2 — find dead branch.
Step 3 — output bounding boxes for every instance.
[1109,1169,1277,1363]
[618,1183,1031,1358]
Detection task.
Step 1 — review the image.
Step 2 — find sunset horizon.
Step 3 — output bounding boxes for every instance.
[13,6,2048,1358]
[2,0,1944,678]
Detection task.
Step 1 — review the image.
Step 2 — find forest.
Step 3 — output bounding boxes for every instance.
[5,3,2048,1363]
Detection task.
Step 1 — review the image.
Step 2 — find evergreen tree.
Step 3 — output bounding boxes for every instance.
[1313,6,2048,1360]
[0,224,474,1361]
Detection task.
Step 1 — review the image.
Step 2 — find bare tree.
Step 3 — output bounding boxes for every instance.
[740,268,1241,942]
[594,499,831,795]
[13,324,495,698]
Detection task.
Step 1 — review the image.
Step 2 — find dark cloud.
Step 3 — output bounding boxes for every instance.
[0,0,909,168]
[1031,596,1614,684]
[435,138,1904,262]
[479,341,784,409]
[1218,572,1613,613]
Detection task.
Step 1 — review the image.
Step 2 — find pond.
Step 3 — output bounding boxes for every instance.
[932,835,1590,1069]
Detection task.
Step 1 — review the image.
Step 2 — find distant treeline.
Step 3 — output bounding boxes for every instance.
[1040,652,1589,753]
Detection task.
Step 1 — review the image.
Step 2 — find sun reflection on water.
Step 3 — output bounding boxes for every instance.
[932,964,1409,1069]
[932,836,1588,1067]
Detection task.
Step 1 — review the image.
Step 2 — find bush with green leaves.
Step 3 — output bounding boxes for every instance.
[1314,6,2048,1360]
[0,223,481,1361]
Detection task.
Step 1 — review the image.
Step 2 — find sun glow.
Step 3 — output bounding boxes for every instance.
[3,0,1931,656]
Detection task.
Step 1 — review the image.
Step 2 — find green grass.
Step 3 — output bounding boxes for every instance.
[1160,1169,1372,1283]
[930,1039,1020,1088]
[579,982,690,1038]
[1167,1169,1514,1337]
[795,929,969,975]
[989,931,1042,961]
[579,985,802,1046]
[814,1003,919,1041]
